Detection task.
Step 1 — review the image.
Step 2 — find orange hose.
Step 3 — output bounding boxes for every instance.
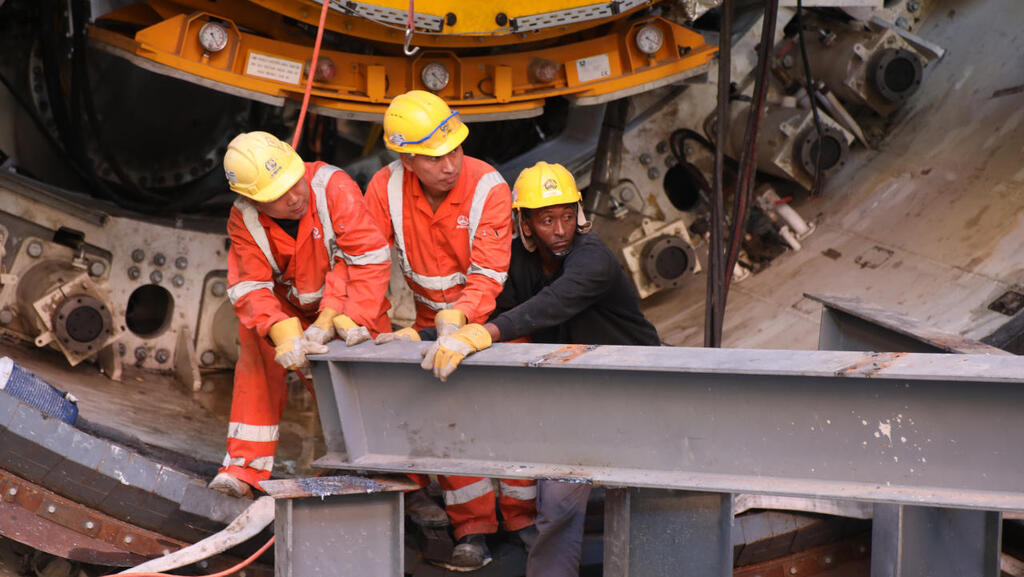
[106,536,275,577]
[295,369,317,401]
[291,0,332,149]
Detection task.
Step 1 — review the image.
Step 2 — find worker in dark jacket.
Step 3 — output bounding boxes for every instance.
[422,161,660,577]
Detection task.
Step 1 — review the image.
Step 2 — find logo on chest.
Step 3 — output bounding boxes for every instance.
[312,227,322,240]
[456,215,470,229]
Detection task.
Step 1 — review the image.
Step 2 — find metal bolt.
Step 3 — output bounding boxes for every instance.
[824,556,833,565]
[906,0,919,11]
[153,253,166,266]
[7,487,16,496]
[150,270,163,284]
[128,266,140,280]
[789,567,798,575]
[639,153,653,165]
[134,347,148,361]
[655,140,668,154]
[155,349,170,363]
[895,16,909,29]
[665,155,678,168]
[198,561,209,569]
[0,309,13,325]
[211,281,227,297]
[89,260,107,277]
[239,572,246,577]
[200,350,217,367]
[131,249,145,263]
[84,521,95,530]
[123,535,133,544]
[684,144,695,157]
[175,256,188,270]
[172,274,185,288]
[647,167,660,180]
[781,54,794,69]
[26,241,43,258]
[47,505,56,514]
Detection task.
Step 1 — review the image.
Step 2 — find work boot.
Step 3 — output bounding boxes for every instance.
[443,534,492,572]
[513,524,539,554]
[404,489,450,527]
[208,472,254,499]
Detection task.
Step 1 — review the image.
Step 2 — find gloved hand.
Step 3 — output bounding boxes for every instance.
[427,324,492,382]
[303,308,338,345]
[332,313,372,346]
[421,309,467,371]
[375,327,421,345]
[269,317,329,370]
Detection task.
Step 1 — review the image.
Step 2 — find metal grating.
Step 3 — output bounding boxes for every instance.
[511,0,650,33]
[325,0,445,33]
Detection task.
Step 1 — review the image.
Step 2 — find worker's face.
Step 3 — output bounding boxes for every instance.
[522,204,578,257]
[402,146,463,197]
[257,177,309,220]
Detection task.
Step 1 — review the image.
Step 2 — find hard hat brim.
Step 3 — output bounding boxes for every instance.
[387,122,468,157]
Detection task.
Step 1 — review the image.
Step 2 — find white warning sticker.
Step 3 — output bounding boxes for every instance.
[245,52,303,85]
[575,54,612,84]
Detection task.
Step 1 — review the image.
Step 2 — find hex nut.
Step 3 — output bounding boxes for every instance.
[172,274,185,288]
[175,256,188,270]
[155,349,170,363]
[153,253,166,266]
[134,347,148,361]
[26,241,43,258]
[150,270,163,284]
[128,266,141,280]
[131,249,145,263]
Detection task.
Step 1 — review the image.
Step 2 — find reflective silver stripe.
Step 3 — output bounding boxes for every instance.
[408,271,466,292]
[227,280,275,304]
[311,165,340,263]
[499,482,537,501]
[386,160,412,276]
[467,171,506,252]
[222,454,274,471]
[234,198,281,277]
[468,263,508,285]
[227,422,279,443]
[248,456,275,472]
[443,478,494,506]
[413,293,451,312]
[290,284,325,305]
[341,245,391,266]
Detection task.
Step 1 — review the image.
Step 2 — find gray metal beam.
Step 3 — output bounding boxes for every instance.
[808,293,1010,355]
[871,504,1001,577]
[310,342,1024,511]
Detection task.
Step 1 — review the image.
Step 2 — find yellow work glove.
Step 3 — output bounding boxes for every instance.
[428,324,492,382]
[269,317,329,370]
[374,327,421,345]
[421,309,467,370]
[332,313,372,346]
[303,308,338,345]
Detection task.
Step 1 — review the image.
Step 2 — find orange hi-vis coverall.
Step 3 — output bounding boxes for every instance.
[222,162,391,489]
[366,156,514,329]
[366,156,535,538]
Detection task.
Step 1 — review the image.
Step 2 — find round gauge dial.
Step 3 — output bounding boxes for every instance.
[635,24,664,55]
[198,22,229,54]
[420,62,450,92]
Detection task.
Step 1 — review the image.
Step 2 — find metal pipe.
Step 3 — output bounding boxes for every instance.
[586,98,629,222]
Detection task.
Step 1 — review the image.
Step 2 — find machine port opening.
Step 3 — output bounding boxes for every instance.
[883,56,918,95]
[663,164,704,212]
[126,285,174,338]
[810,135,843,172]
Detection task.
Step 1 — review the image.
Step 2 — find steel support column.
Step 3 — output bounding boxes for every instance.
[871,504,1001,577]
[604,489,732,577]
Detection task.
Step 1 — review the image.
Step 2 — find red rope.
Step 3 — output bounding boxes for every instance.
[295,369,317,401]
[106,536,275,577]
[291,0,332,149]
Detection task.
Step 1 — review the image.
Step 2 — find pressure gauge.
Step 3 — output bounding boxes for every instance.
[198,22,229,54]
[635,24,664,55]
[420,62,450,92]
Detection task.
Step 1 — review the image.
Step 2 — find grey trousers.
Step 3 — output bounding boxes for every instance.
[526,480,592,577]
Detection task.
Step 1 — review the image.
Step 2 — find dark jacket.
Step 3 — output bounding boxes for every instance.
[490,233,661,346]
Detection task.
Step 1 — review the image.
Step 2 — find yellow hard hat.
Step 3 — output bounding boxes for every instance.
[223,131,305,203]
[383,90,468,156]
[512,162,591,251]
[512,162,583,210]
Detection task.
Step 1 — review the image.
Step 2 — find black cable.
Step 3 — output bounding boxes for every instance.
[796,0,825,196]
[705,0,732,349]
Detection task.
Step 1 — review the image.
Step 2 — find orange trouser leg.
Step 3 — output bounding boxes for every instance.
[497,478,537,532]
[439,476,498,540]
[219,320,288,490]
[407,473,431,489]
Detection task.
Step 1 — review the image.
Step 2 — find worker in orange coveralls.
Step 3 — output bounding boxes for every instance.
[365,90,536,571]
[208,131,391,499]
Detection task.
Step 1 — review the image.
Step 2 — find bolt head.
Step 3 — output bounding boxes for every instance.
[127,266,140,280]
[47,505,56,513]
[85,521,95,530]
[88,260,107,277]
[639,153,653,165]
[647,167,660,180]
[211,281,227,297]
[155,349,170,363]
[134,347,148,361]
[150,270,163,284]
[172,274,185,288]
[655,140,668,154]
[789,567,798,575]
[200,350,218,367]
[131,249,145,263]
[906,0,919,11]
[26,241,44,258]
[7,487,17,496]
[123,535,133,544]
[175,256,188,270]
[0,309,13,325]
[895,17,909,29]
[153,253,166,266]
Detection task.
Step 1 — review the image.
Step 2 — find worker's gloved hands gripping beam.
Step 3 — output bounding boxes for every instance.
[420,309,466,371]
[269,317,329,370]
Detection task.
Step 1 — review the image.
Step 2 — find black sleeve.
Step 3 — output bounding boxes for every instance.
[491,237,618,342]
